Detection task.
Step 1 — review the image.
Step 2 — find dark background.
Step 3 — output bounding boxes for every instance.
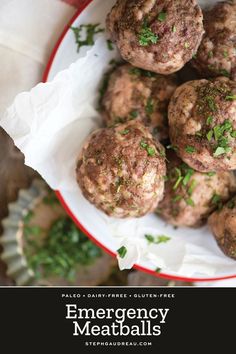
[0,287,234,352]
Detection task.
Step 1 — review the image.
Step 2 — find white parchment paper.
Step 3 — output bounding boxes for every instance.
[1,0,235,278]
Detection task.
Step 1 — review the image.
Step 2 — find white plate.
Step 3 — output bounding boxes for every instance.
[43,0,236,282]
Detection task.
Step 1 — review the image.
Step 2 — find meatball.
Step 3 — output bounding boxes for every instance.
[168,77,236,172]
[76,121,166,218]
[101,63,177,140]
[106,0,204,75]
[158,152,236,227]
[192,1,236,81]
[209,196,236,260]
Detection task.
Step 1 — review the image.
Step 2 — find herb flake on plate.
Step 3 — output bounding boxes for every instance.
[71,23,105,52]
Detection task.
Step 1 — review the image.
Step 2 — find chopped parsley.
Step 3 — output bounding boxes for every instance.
[129,67,156,78]
[213,147,227,157]
[130,110,139,119]
[157,12,167,22]
[117,246,127,259]
[120,129,130,135]
[24,216,102,281]
[129,67,142,76]
[172,25,177,33]
[188,180,197,196]
[211,193,222,210]
[186,198,195,207]
[206,172,216,177]
[145,97,154,115]
[147,147,156,157]
[145,234,171,244]
[168,163,198,208]
[71,23,104,52]
[223,50,228,58]
[172,195,182,203]
[225,95,236,101]
[206,96,217,111]
[107,39,114,50]
[140,140,148,149]
[207,130,213,141]
[139,22,158,46]
[220,69,230,77]
[206,116,213,125]
[155,268,162,273]
[210,120,233,157]
[185,146,196,154]
[140,140,157,157]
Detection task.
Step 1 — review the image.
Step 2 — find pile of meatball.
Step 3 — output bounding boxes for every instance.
[76,0,236,261]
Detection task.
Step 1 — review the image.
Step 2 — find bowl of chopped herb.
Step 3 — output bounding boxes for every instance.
[0,179,114,285]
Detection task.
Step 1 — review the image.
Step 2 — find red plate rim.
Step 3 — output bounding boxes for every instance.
[42,0,236,283]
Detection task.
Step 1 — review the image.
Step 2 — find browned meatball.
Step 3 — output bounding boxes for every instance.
[101,63,177,140]
[76,121,166,218]
[158,152,236,227]
[192,1,236,81]
[106,0,204,75]
[209,196,236,260]
[168,77,236,172]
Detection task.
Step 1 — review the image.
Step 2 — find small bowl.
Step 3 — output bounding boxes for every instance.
[0,179,115,285]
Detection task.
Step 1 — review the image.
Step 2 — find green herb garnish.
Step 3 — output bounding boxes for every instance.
[185,146,196,154]
[172,25,177,33]
[211,193,222,209]
[71,23,104,52]
[107,39,114,50]
[220,69,230,77]
[206,116,213,125]
[155,267,162,273]
[139,23,158,46]
[213,147,227,157]
[206,172,216,177]
[147,147,156,156]
[207,130,213,141]
[120,129,130,135]
[186,198,195,207]
[145,97,154,115]
[117,246,127,258]
[140,140,156,157]
[140,140,148,149]
[130,110,139,118]
[225,95,236,101]
[145,234,155,243]
[24,216,102,281]
[145,234,171,244]
[188,180,197,196]
[157,12,167,22]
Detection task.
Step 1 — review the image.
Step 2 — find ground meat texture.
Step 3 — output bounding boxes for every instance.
[158,152,236,227]
[168,77,236,172]
[106,0,204,75]
[192,1,236,81]
[101,64,177,141]
[76,121,166,218]
[208,196,236,260]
